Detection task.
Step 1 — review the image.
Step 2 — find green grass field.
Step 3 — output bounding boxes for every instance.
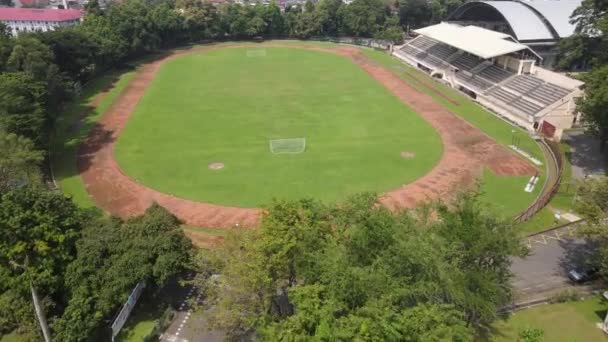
[492,297,608,341]
[53,42,547,222]
[115,47,443,207]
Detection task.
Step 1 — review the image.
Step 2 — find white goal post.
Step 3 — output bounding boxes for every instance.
[269,138,306,154]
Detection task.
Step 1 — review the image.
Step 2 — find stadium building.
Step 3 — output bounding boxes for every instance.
[394,22,584,140]
[446,0,583,67]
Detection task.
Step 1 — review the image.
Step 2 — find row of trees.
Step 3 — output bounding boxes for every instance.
[204,194,526,340]
[0,189,193,341]
[560,0,608,150]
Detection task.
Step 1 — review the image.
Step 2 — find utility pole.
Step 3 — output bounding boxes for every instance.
[31,284,52,342]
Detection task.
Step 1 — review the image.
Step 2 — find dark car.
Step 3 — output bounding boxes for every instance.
[568,267,598,283]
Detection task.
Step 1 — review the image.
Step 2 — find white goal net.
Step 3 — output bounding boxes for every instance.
[269,138,306,154]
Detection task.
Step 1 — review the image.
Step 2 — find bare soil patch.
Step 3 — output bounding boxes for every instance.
[400,151,416,159]
[208,162,224,170]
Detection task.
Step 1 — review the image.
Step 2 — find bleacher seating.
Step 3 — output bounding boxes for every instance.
[527,83,571,106]
[512,98,544,116]
[487,86,544,116]
[396,36,576,118]
[427,43,457,60]
[451,54,481,71]
[478,65,512,84]
[487,87,518,104]
[399,45,428,59]
[419,54,448,69]
[456,73,492,91]
[503,75,543,94]
[409,36,437,51]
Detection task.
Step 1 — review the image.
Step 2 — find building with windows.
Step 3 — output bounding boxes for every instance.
[0,8,82,36]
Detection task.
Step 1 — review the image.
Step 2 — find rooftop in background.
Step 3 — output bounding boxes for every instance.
[413,23,534,59]
[0,8,82,22]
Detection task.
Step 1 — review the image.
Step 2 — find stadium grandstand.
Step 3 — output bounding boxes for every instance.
[446,0,583,67]
[394,22,584,140]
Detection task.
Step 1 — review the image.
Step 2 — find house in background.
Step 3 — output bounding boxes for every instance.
[0,8,82,36]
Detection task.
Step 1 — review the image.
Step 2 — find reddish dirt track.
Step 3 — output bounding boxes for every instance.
[77,43,537,229]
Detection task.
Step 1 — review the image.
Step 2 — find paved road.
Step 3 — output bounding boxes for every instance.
[512,226,594,300]
[160,273,225,342]
[563,130,607,180]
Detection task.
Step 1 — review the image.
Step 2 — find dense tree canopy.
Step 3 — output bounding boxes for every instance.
[576,177,608,280]
[560,0,608,150]
[0,129,43,193]
[55,204,192,341]
[0,193,193,340]
[206,194,524,340]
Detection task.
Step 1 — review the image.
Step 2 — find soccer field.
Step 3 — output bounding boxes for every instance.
[114,47,443,207]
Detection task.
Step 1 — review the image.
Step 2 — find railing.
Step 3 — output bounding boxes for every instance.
[513,138,564,223]
[308,36,393,50]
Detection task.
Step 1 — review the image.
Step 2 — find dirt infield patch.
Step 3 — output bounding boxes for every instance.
[76,42,537,229]
[400,151,416,159]
[208,162,225,170]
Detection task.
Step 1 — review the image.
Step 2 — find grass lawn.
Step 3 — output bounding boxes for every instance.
[115,310,157,342]
[115,47,443,207]
[492,297,608,341]
[0,332,31,342]
[515,142,576,235]
[182,225,228,236]
[51,69,137,207]
[478,170,543,219]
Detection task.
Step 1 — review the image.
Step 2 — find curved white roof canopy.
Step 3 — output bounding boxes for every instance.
[522,0,582,38]
[448,0,583,41]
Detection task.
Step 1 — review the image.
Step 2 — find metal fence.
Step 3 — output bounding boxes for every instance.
[308,36,393,50]
[513,139,564,223]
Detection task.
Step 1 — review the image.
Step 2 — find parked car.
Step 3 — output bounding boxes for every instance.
[568,267,598,283]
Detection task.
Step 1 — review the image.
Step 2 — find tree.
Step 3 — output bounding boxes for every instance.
[399,0,432,30]
[0,129,43,194]
[0,23,10,40]
[0,72,47,145]
[341,0,386,36]
[6,36,55,81]
[54,204,192,341]
[37,29,100,82]
[577,66,608,151]
[206,193,523,340]
[575,177,608,279]
[0,187,83,341]
[561,0,608,67]
[559,0,608,149]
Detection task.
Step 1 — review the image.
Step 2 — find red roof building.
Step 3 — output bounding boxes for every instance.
[0,8,82,36]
